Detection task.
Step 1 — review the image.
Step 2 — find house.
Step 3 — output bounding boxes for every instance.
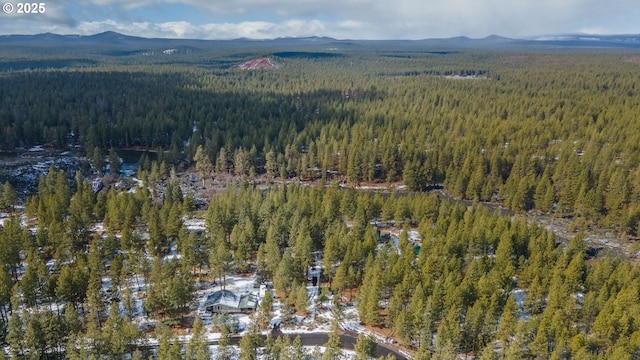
[203,290,258,314]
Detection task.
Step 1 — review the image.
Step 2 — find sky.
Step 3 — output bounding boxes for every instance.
[0,0,639,40]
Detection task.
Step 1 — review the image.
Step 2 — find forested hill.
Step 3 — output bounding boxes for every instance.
[2,34,640,235]
[3,31,640,54]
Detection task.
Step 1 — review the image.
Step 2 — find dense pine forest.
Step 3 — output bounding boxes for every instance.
[1,36,640,359]
[3,47,640,233]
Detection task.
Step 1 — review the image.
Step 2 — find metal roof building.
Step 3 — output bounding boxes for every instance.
[203,290,258,314]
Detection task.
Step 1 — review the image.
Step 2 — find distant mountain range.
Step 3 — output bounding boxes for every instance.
[529,34,640,47]
[2,31,640,54]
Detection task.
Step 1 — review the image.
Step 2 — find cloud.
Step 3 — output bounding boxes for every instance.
[1,0,640,39]
[0,2,77,31]
[34,19,364,40]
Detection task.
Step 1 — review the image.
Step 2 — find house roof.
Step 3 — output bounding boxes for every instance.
[205,290,240,308]
[239,293,258,309]
[204,290,258,310]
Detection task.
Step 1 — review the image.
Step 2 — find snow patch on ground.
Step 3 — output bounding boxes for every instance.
[184,217,206,232]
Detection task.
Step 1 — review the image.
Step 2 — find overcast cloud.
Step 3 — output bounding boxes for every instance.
[0,0,638,39]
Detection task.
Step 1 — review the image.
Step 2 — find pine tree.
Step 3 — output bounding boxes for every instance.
[271,334,288,360]
[210,236,233,289]
[85,245,105,344]
[347,150,362,185]
[64,302,83,335]
[264,332,276,359]
[0,216,24,282]
[24,313,45,359]
[403,158,426,191]
[21,250,51,310]
[0,267,12,321]
[216,323,233,360]
[186,317,211,360]
[257,290,274,330]
[148,207,165,256]
[6,309,24,357]
[40,310,64,354]
[145,257,168,319]
[102,301,138,356]
[215,147,227,173]
[331,262,349,300]
[1,181,17,212]
[92,146,104,173]
[239,321,261,360]
[434,306,462,355]
[264,222,284,276]
[230,218,255,271]
[292,219,314,274]
[322,322,343,360]
[290,335,306,360]
[358,256,381,326]
[354,333,377,360]
[56,264,89,308]
[294,282,309,314]
[165,262,195,320]
[477,344,496,360]
[493,232,516,290]
[461,300,486,353]
[497,294,519,352]
[393,308,413,346]
[68,173,95,254]
[414,340,432,360]
[274,249,297,297]
[157,325,182,360]
[265,149,278,180]
[108,147,121,178]
[194,145,213,187]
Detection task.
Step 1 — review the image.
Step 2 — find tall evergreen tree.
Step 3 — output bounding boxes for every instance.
[322,322,343,360]
[194,145,213,187]
[186,317,211,360]
[354,333,377,360]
